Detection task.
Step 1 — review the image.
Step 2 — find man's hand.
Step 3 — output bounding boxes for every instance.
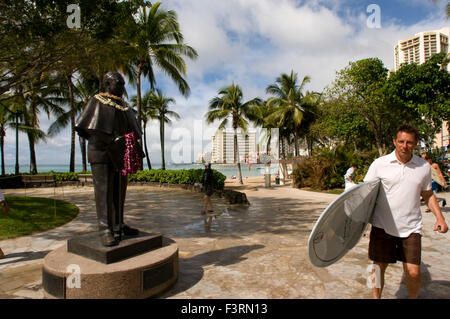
[421,190,448,233]
[434,219,448,233]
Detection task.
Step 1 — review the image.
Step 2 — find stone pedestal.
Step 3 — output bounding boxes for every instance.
[43,233,178,299]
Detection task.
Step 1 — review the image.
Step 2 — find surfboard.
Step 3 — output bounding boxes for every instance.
[308,179,380,268]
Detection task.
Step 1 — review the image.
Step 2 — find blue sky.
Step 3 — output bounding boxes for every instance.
[3,0,449,169]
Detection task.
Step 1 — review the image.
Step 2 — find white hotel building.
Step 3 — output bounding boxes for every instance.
[211,129,257,164]
[393,27,449,150]
[394,27,449,71]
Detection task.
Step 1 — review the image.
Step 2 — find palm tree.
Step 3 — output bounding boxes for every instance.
[266,71,311,157]
[149,89,179,170]
[206,84,262,184]
[74,72,100,172]
[0,99,12,175]
[123,1,198,132]
[20,76,65,174]
[131,91,156,170]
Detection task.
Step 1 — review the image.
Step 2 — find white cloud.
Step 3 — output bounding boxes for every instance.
[4,0,448,167]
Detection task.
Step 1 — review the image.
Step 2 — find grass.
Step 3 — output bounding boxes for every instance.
[0,196,79,240]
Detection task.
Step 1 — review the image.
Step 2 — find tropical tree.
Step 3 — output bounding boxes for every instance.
[266,71,312,157]
[206,84,262,184]
[247,100,277,160]
[148,89,180,170]
[21,76,65,174]
[122,1,198,130]
[0,100,12,175]
[131,91,156,170]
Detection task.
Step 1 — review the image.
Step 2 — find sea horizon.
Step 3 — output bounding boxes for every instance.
[2,163,280,179]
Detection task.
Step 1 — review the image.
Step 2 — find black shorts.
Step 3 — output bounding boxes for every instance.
[204,188,214,197]
[368,226,421,265]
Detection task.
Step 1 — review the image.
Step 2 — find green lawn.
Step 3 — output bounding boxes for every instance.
[0,196,79,240]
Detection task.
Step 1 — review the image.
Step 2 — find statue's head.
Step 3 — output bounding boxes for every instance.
[103,72,125,97]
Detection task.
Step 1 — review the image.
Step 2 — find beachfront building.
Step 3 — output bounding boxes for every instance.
[211,129,257,164]
[394,27,449,71]
[393,27,449,150]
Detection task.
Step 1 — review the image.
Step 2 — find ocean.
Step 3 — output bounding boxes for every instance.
[3,163,280,179]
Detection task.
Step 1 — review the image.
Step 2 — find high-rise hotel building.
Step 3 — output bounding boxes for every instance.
[394,27,449,150]
[211,129,257,164]
[394,27,449,71]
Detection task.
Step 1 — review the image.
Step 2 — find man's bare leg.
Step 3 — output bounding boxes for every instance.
[372,262,388,299]
[202,195,208,214]
[402,262,421,299]
[207,196,213,211]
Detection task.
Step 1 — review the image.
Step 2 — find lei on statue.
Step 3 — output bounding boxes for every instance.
[122,132,142,176]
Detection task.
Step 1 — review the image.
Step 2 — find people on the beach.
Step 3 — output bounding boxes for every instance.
[0,187,9,259]
[364,124,448,299]
[344,164,358,191]
[201,163,214,215]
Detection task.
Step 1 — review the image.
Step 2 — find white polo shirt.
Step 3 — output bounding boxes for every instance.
[363,151,432,238]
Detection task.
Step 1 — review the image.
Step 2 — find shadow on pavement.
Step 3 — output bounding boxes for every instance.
[160,244,265,298]
[395,263,450,299]
[0,250,51,266]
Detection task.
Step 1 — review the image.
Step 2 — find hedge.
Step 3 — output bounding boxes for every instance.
[0,169,227,190]
[129,169,226,190]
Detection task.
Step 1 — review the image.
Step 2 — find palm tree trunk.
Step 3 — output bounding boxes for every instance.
[143,122,151,170]
[28,133,37,174]
[79,136,87,172]
[294,130,299,157]
[234,129,243,184]
[68,74,76,172]
[160,116,165,170]
[0,126,5,175]
[137,62,144,170]
[15,113,19,175]
[137,63,142,131]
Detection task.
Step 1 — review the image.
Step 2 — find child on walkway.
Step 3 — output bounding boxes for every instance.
[201,163,214,215]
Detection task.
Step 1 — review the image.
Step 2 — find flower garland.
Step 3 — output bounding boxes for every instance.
[121,131,142,176]
[95,93,130,111]
[98,92,124,101]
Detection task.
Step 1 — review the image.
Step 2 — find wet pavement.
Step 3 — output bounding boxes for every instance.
[0,181,449,299]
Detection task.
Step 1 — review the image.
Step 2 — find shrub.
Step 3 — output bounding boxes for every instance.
[128,169,226,190]
[292,145,378,190]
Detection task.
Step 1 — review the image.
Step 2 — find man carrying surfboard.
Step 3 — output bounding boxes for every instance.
[364,124,448,299]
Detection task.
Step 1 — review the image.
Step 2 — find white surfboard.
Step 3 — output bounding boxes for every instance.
[308,179,380,268]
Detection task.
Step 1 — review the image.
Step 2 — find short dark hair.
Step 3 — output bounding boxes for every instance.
[395,123,419,141]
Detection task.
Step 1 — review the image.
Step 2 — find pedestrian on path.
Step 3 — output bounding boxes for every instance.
[422,153,447,212]
[344,164,358,191]
[0,187,10,259]
[201,163,214,215]
[364,124,448,299]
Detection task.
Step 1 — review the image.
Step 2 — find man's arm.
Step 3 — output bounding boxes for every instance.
[421,190,448,233]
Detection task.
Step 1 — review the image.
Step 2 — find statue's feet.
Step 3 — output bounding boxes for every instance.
[101,232,118,247]
[122,224,139,236]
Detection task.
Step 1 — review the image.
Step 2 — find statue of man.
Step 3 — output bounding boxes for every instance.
[75,72,143,247]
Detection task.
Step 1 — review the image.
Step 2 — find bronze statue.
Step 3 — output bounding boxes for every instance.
[75,72,143,247]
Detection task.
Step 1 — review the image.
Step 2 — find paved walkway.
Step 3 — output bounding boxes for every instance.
[0,179,449,299]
